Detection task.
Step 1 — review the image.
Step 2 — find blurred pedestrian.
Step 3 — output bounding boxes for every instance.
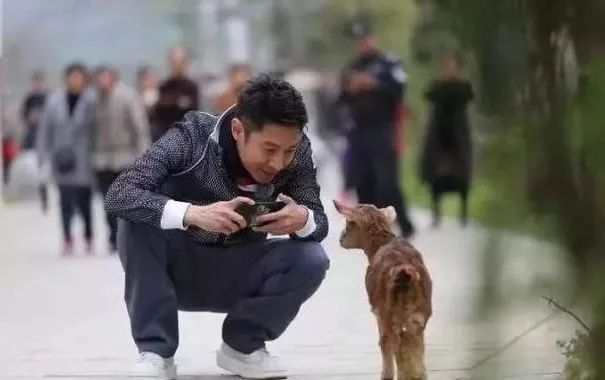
[315,72,351,140]
[420,53,474,227]
[37,62,96,255]
[152,46,199,142]
[1,133,18,186]
[21,71,48,150]
[20,71,49,211]
[212,63,251,114]
[136,65,159,124]
[93,65,150,252]
[339,20,415,237]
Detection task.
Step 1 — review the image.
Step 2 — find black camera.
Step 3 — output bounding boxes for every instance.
[235,201,286,227]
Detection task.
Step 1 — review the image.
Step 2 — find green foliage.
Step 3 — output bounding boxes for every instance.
[558,331,595,380]
[413,0,605,375]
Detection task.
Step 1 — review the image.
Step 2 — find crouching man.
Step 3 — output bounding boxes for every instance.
[105,75,330,380]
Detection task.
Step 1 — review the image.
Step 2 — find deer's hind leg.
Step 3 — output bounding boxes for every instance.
[395,329,427,380]
[376,314,395,380]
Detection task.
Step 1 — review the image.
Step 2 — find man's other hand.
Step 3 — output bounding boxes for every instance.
[253,194,308,235]
[184,197,255,234]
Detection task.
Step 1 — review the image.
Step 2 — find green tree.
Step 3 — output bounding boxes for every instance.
[413,0,605,377]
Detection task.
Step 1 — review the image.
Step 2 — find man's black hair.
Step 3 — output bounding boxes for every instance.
[64,62,88,78]
[235,74,308,133]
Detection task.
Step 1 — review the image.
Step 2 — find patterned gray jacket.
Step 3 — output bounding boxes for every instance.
[105,108,328,245]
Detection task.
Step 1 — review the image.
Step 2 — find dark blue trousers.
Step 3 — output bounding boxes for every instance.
[58,185,92,242]
[117,220,330,358]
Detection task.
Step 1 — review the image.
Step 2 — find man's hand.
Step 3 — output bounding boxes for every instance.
[347,71,375,93]
[184,197,254,234]
[253,194,309,235]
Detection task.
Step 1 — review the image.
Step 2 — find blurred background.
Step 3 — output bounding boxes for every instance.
[1,0,605,379]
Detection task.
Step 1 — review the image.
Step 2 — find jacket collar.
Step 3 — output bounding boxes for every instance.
[208,104,258,185]
[209,104,236,143]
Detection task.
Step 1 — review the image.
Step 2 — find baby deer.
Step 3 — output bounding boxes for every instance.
[335,200,432,380]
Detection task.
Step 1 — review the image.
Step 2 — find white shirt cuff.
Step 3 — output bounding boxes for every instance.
[294,208,316,238]
[160,200,190,230]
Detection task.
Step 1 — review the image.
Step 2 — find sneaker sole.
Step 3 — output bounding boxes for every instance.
[160,366,177,380]
[216,352,287,379]
[133,364,177,380]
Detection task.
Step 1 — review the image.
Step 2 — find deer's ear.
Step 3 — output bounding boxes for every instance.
[380,206,397,224]
[333,199,354,217]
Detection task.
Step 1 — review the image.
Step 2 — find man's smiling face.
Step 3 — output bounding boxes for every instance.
[231,118,301,184]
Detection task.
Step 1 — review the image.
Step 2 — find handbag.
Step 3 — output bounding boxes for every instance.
[53,146,77,174]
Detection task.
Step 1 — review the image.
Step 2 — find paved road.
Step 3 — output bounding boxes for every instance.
[1,158,573,379]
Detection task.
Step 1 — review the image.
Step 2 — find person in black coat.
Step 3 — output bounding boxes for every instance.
[151,46,199,142]
[421,53,474,227]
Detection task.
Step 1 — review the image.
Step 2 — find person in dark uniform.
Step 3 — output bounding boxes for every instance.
[421,53,474,227]
[152,46,199,142]
[339,21,415,237]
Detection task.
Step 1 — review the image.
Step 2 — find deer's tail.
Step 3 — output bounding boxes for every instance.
[389,264,415,295]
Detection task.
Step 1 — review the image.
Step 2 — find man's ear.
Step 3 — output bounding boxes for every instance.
[231,117,245,141]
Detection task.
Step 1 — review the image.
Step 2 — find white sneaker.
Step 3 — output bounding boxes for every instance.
[216,343,287,379]
[133,351,177,380]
